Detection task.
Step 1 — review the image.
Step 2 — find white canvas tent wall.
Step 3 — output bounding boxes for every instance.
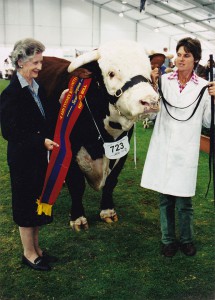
[0,0,214,70]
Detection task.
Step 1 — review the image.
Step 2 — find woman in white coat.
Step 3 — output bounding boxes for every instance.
[141,37,215,258]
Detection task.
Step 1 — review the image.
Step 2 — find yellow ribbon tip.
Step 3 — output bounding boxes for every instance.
[36,199,52,216]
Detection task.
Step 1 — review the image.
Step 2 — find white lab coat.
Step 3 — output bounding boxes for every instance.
[141,73,213,197]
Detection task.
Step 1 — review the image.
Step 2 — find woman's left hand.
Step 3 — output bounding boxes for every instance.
[208,82,215,98]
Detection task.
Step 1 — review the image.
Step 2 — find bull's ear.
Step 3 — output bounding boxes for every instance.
[67,49,100,72]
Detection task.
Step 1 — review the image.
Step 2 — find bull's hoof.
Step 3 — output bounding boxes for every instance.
[100,209,118,223]
[70,216,89,232]
[103,217,113,223]
[112,214,118,222]
[69,222,81,232]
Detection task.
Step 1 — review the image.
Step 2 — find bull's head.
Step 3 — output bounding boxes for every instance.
[68,40,159,122]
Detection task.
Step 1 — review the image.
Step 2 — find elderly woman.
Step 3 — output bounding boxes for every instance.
[141,37,215,258]
[0,38,59,271]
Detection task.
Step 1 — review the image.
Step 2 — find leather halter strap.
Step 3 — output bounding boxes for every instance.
[114,75,151,98]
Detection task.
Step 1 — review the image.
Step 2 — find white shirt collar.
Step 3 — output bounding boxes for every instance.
[17,72,39,95]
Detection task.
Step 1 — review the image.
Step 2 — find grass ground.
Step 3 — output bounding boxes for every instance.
[0,79,214,300]
[0,79,9,92]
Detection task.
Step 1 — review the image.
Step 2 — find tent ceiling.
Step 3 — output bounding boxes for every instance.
[84,0,215,48]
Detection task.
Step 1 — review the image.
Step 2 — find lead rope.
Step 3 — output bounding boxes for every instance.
[84,97,120,170]
[134,122,137,169]
[84,97,105,143]
[205,54,215,201]
[158,78,208,122]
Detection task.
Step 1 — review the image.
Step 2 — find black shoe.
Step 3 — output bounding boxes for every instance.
[41,251,58,263]
[22,255,51,271]
[161,242,178,258]
[180,242,196,256]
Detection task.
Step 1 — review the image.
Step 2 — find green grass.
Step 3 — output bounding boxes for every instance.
[0,79,214,300]
[0,79,9,93]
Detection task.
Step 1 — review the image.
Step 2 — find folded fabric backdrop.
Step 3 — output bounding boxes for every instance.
[37,76,92,216]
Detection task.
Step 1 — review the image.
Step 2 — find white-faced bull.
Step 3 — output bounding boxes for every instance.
[38,40,159,231]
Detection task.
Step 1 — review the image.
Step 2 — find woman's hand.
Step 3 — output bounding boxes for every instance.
[151,67,160,85]
[59,89,69,104]
[150,67,160,91]
[44,138,59,150]
[208,82,215,97]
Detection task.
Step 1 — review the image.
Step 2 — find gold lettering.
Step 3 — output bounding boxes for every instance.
[72,95,77,104]
[60,107,66,118]
[80,84,87,94]
[71,77,78,85]
[74,82,81,94]
[59,79,89,120]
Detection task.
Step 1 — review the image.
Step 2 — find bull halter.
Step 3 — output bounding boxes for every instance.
[114,75,152,99]
[109,74,157,118]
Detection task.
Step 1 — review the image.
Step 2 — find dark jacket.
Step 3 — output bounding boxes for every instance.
[0,74,51,165]
[0,73,52,226]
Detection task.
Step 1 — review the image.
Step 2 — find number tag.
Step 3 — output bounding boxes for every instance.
[103,136,130,159]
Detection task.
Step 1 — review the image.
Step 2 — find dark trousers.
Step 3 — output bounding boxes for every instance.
[159,194,194,244]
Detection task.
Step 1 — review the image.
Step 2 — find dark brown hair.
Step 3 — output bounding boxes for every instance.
[176,37,202,69]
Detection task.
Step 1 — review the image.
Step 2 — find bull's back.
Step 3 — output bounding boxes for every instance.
[39,56,71,99]
[38,56,72,135]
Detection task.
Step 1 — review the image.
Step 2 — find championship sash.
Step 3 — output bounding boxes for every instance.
[37,76,92,216]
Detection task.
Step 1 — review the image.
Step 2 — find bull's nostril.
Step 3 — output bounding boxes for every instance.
[140,100,149,106]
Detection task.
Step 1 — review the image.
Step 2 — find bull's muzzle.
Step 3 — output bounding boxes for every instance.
[150,100,159,110]
[140,100,159,112]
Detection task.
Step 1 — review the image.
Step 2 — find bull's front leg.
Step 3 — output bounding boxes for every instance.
[100,156,126,223]
[66,159,89,231]
[100,126,134,223]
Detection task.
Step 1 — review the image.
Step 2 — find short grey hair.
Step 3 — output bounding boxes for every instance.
[10,38,45,69]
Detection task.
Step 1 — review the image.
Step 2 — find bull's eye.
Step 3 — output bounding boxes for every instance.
[108,71,115,78]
